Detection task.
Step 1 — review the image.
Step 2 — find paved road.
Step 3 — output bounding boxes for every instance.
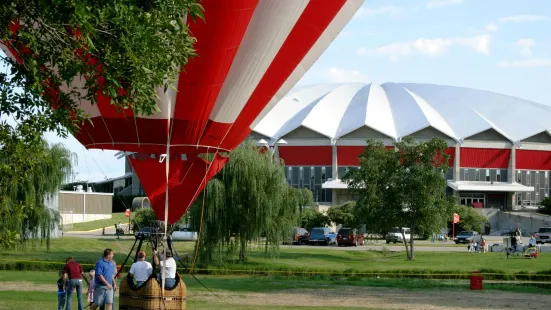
[63,231,551,253]
[63,226,135,239]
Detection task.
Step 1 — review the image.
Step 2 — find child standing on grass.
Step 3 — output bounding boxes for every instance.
[57,270,66,310]
[87,270,95,307]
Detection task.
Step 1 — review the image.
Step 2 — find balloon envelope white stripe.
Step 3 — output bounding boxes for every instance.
[209,0,310,124]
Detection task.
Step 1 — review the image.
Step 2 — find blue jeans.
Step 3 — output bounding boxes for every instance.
[57,291,66,310]
[164,278,176,289]
[66,279,84,310]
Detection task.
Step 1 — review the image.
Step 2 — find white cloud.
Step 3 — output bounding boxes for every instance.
[354,5,404,18]
[356,35,490,60]
[515,39,535,57]
[498,15,551,23]
[485,24,498,32]
[324,68,368,83]
[425,0,463,9]
[498,58,551,68]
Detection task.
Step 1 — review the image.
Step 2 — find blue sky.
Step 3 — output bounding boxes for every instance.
[44,0,551,182]
[300,0,551,104]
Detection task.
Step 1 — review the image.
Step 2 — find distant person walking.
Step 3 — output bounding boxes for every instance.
[63,256,88,310]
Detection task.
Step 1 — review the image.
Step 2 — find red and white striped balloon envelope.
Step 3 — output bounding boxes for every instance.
[2,0,364,223]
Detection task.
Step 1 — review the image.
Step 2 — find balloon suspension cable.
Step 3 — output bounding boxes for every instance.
[190,147,208,273]
[160,95,173,310]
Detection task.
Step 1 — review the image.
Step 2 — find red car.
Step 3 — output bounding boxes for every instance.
[336,228,364,246]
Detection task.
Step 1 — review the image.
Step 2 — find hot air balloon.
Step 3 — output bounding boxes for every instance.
[2,0,363,308]
[3,0,364,225]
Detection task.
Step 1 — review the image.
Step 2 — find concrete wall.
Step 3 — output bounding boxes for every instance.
[334,189,358,205]
[61,213,112,226]
[57,191,113,226]
[485,210,551,236]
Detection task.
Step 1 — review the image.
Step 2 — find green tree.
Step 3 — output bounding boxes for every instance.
[538,197,551,215]
[131,207,157,232]
[327,201,358,228]
[0,136,73,250]
[298,187,314,214]
[190,139,300,264]
[344,137,454,260]
[450,205,488,233]
[300,208,331,232]
[0,0,202,249]
[1,0,203,139]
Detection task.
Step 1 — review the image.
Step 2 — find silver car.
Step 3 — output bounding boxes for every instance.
[536,227,551,244]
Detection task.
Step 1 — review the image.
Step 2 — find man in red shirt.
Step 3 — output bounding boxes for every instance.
[63,256,88,310]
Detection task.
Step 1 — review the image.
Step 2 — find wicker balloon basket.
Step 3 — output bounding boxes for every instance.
[119,273,187,310]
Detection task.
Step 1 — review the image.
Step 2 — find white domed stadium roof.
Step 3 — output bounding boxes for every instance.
[252,82,551,145]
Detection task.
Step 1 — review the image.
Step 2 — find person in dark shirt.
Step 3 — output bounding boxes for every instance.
[57,270,67,310]
[63,256,88,310]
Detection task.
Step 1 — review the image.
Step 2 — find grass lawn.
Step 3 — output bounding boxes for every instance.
[2,237,551,279]
[65,212,130,232]
[0,291,386,310]
[1,271,550,309]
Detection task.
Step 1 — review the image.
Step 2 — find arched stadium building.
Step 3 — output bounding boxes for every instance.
[250,82,551,211]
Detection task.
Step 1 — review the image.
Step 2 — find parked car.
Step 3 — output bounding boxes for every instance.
[535,226,551,244]
[386,227,411,244]
[336,228,364,246]
[283,227,309,245]
[171,227,198,241]
[135,227,153,238]
[454,231,480,244]
[309,227,337,245]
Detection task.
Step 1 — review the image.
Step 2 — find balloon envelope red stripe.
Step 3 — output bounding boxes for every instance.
[130,153,229,224]
[171,0,259,146]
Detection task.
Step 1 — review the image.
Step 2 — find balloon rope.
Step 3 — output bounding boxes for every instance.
[190,148,209,273]
[161,90,173,310]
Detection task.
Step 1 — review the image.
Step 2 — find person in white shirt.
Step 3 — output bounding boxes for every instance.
[128,250,153,287]
[153,249,177,289]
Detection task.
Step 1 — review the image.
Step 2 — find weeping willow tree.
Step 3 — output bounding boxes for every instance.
[189,139,305,264]
[0,132,74,250]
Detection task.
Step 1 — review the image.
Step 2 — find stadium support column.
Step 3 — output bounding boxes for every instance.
[507,145,517,210]
[508,145,516,183]
[332,145,338,205]
[453,144,461,199]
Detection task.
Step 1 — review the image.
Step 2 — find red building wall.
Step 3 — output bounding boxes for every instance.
[460,148,510,168]
[278,146,332,166]
[337,146,395,166]
[337,146,454,166]
[516,150,551,170]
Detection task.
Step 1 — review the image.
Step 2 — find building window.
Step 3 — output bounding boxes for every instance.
[475,169,480,181]
[464,169,469,181]
[485,169,490,181]
[496,170,501,182]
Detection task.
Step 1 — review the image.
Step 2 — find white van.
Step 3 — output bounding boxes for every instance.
[386,227,411,244]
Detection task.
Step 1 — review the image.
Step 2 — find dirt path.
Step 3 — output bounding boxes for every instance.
[193,286,550,309]
[2,282,548,309]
